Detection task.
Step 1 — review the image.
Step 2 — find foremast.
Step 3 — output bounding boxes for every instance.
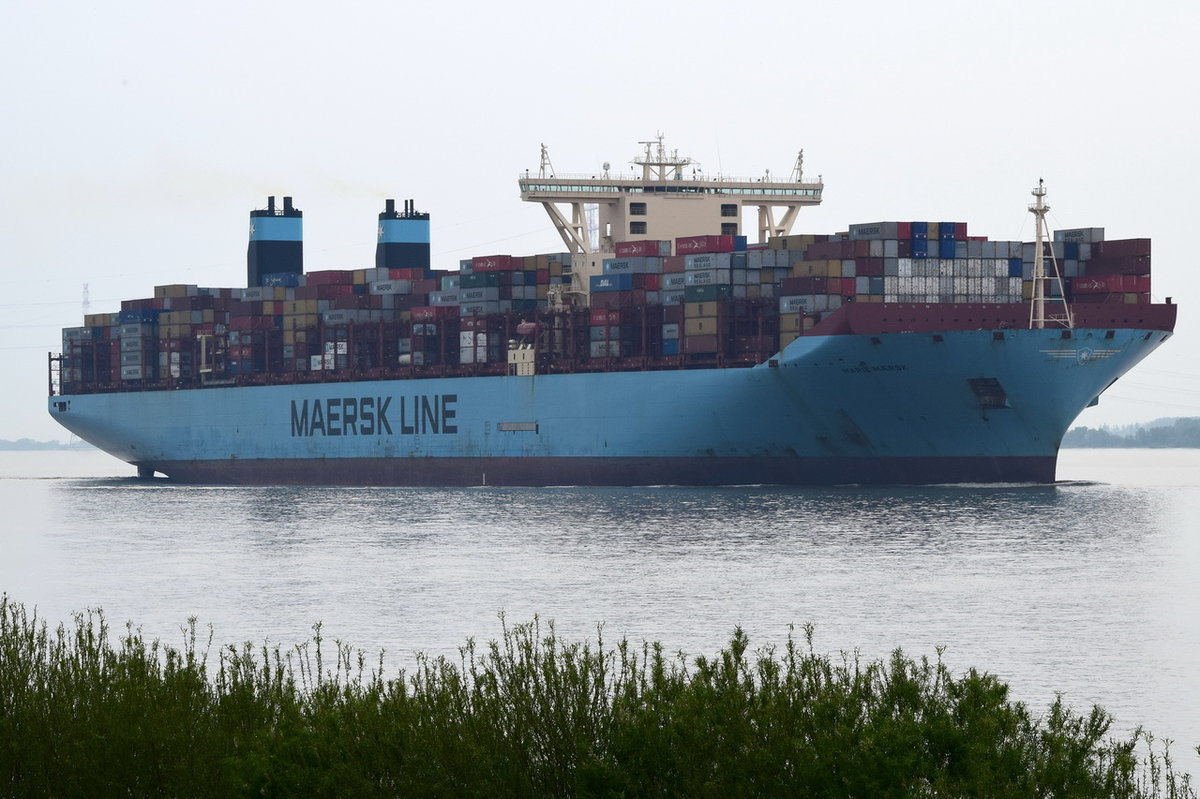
[1028,179,1074,330]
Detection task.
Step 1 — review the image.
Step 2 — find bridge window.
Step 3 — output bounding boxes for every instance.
[721,204,738,217]
[721,223,738,235]
[630,202,647,216]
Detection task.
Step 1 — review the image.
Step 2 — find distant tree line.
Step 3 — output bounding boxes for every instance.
[1064,417,1200,448]
[0,438,92,451]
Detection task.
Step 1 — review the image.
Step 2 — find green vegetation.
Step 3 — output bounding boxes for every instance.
[1,595,1195,798]
[1064,417,1200,448]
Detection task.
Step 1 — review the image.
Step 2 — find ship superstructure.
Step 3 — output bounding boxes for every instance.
[521,136,823,296]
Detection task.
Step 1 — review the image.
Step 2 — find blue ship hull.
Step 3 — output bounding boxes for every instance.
[48,322,1172,485]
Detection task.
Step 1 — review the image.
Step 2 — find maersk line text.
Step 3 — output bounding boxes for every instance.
[290,395,458,437]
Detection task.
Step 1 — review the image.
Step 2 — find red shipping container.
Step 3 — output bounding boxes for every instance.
[663,255,686,273]
[1095,238,1151,258]
[615,239,671,257]
[1084,255,1151,276]
[410,305,457,322]
[675,235,734,254]
[955,222,969,239]
[472,254,515,271]
[859,258,884,277]
[1070,276,1110,294]
[536,269,550,284]
[306,270,355,286]
[1135,275,1151,292]
[389,268,426,281]
[682,335,720,353]
[897,222,911,239]
[641,273,662,291]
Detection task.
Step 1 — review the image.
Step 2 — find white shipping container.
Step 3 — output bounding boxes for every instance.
[848,222,898,240]
[684,268,732,286]
[779,295,811,314]
[662,323,679,339]
[684,252,731,271]
[369,280,412,295]
[841,259,856,278]
[589,341,621,358]
[1053,227,1104,243]
[459,347,476,364]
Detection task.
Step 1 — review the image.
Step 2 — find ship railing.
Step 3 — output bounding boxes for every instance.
[519,172,824,187]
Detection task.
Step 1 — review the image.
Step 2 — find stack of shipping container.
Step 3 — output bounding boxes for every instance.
[58,217,1154,392]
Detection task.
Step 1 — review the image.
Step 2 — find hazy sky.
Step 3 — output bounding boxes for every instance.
[3,0,1197,442]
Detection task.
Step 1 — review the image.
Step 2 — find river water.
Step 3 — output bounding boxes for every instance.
[2,447,1198,773]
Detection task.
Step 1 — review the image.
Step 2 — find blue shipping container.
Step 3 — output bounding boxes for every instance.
[117,309,160,325]
[590,274,634,292]
[261,271,302,287]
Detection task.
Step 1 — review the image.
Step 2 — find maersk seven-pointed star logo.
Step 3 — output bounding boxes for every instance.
[378,224,385,241]
[249,222,256,237]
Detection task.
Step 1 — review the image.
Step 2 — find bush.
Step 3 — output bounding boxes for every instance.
[1,595,1194,797]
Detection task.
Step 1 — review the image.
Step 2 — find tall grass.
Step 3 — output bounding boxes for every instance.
[1,594,1194,797]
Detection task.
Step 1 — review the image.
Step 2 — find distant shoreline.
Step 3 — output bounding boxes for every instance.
[0,439,96,451]
[1062,417,1200,449]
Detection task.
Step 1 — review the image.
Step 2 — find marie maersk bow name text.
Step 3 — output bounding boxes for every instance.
[290,394,457,437]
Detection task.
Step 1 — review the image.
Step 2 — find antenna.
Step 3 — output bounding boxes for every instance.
[791,150,804,182]
[538,143,555,179]
[82,283,90,317]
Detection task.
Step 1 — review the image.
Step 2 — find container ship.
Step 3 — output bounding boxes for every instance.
[48,138,1176,485]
